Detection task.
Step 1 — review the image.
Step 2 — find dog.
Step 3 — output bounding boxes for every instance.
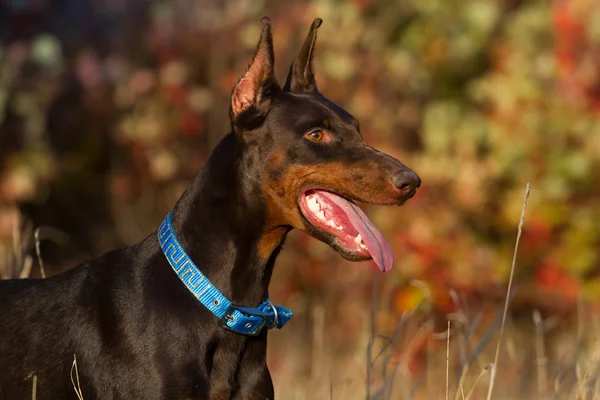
[0,17,420,399]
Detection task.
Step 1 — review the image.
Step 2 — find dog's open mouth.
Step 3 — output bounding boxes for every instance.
[298,189,394,272]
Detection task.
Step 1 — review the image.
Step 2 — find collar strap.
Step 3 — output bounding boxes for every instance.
[158,211,292,336]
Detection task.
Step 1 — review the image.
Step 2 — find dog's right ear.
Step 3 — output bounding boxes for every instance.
[231,17,279,129]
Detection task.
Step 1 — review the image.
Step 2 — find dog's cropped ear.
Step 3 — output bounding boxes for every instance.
[231,17,279,128]
[283,18,322,94]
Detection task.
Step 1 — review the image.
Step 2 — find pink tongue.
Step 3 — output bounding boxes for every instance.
[318,191,394,272]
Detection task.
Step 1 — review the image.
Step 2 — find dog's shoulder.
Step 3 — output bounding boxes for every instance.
[0,241,144,306]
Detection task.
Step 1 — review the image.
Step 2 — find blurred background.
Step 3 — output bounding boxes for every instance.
[1,0,600,398]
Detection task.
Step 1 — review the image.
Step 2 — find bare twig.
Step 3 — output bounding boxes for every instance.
[330,375,334,400]
[70,354,84,400]
[446,321,451,400]
[488,183,530,398]
[19,255,33,279]
[375,299,424,365]
[484,364,497,400]
[12,211,21,278]
[575,338,600,399]
[311,303,325,381]
[34,228,46,279]
[465,364,494,400]
[533,310,547,398]
[366,273,380,399]
[377,321,432,399]
[31,375,37,400]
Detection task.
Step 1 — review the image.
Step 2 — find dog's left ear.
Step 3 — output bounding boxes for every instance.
[231,17,279,128]
[283,18,322,94]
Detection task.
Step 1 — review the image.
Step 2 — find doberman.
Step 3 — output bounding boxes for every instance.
[0,17,420,399]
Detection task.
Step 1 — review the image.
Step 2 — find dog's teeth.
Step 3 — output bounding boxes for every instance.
[359,243,368,250]
[307,197,320,213]
[336,225,343,231]
[317,210,326,220]
[354,234,362,244]
[326,219,336,228]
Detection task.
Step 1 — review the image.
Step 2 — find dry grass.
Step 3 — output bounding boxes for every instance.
[0,209,67,280]
[271,289,600,399]
[270,184,600,399]
[0,210,33,279]
[70,354,84,400]
[4,186,600,399]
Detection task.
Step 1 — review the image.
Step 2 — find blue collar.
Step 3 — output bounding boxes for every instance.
[158,211,293,336]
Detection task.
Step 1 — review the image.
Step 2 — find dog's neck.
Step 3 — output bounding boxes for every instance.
[169,133,288,307]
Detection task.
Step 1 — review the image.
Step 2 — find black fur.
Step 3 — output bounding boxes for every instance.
[0,18,420,399]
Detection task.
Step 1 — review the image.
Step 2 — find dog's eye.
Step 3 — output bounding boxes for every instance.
[306,130,324,142]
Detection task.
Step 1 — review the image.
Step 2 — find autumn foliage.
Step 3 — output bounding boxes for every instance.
[1,0,600,394]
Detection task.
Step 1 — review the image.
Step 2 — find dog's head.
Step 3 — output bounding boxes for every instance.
[230,17,420,271]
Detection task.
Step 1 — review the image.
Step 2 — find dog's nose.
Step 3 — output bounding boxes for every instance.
[390,170,421,196]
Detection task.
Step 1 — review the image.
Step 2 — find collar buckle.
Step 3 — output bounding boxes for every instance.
[265,298,279,329]
[160,212,292,336]
[218,304,269,336]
